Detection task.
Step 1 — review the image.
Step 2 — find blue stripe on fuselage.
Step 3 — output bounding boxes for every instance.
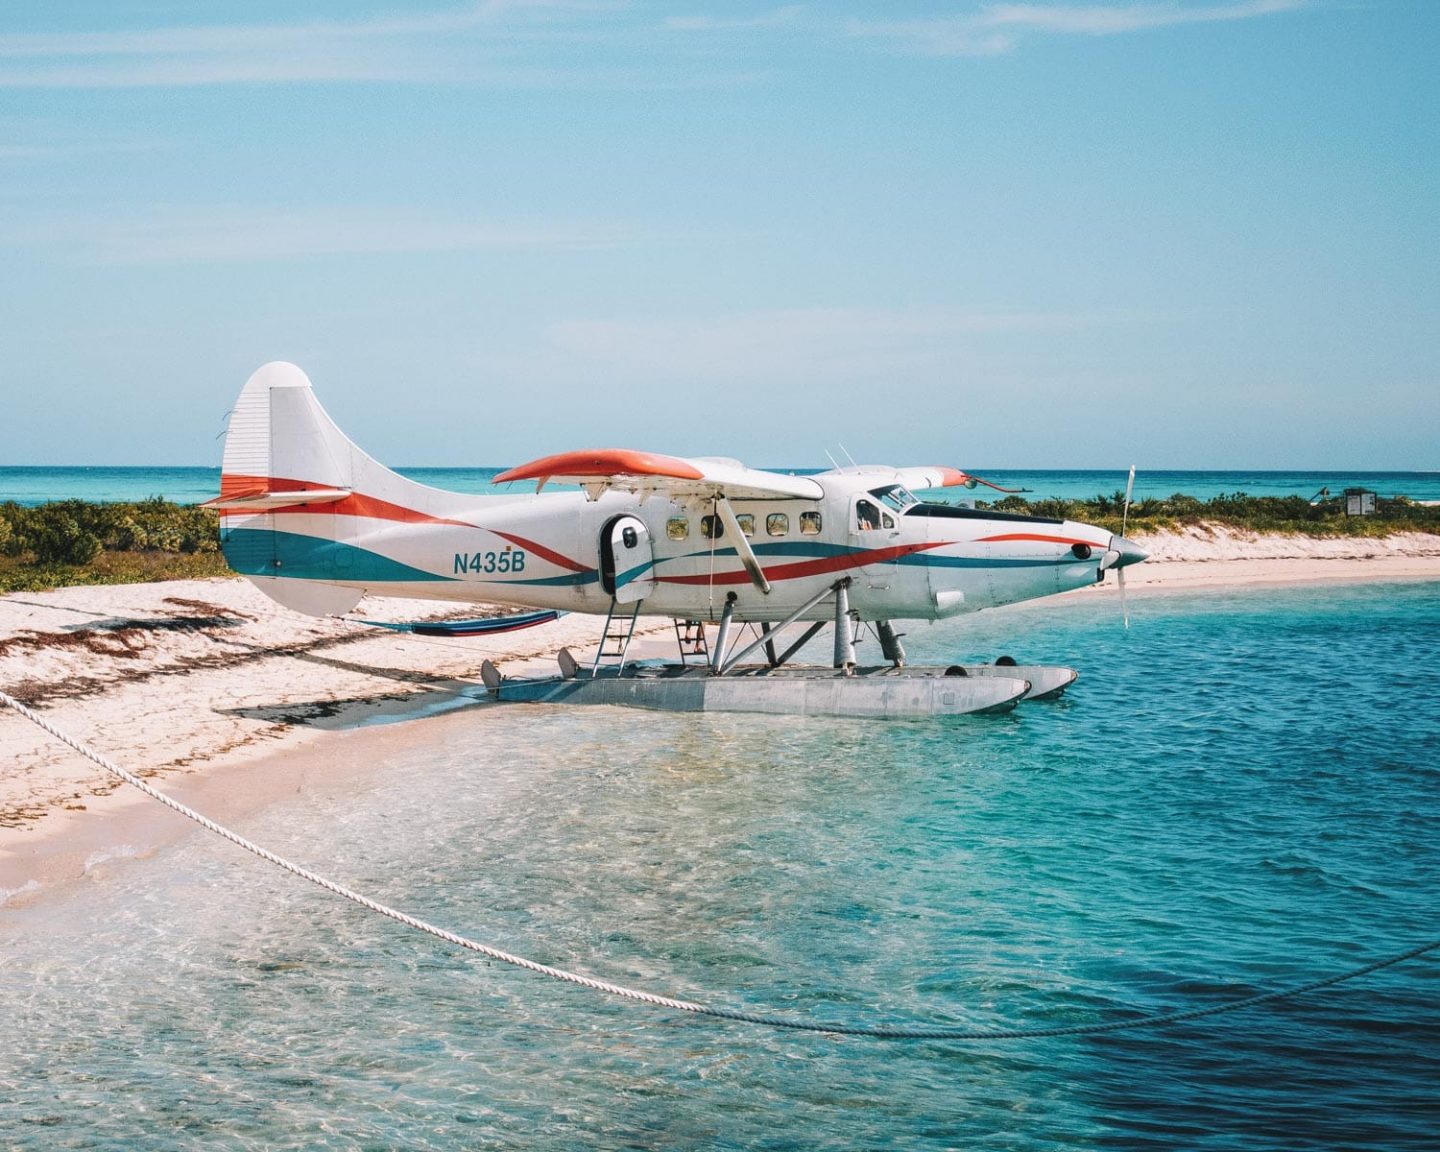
[222,528,455,583]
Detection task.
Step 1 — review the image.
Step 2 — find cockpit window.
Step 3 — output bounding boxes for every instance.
[870,485,918,513]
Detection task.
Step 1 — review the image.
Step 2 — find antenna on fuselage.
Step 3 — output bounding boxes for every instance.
[838,443,858,469]
[823,448,842,471]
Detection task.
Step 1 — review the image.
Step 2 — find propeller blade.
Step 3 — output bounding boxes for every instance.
[1119,566,1129,630]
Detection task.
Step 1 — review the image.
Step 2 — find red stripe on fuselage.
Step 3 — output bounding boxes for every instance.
[656,542,941,586]
[490,530,590,573]
[975,533,1104,547]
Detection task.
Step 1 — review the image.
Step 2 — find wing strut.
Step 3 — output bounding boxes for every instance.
[712,496,771,594]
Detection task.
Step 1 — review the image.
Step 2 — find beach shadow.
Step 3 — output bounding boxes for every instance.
[59,614,245,634]
[217,678,490,731]
[212,638,476,691]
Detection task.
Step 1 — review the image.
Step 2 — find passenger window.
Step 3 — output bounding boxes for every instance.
[736,513,756,537]
[856,499,881,531]
[666,517,689,541]
[800,511,822,535]
[766,512,789,536]
[701,514,724,539]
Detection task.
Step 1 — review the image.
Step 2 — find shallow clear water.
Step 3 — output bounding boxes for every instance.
[4,583,1438,1149]
[3,465,1438,505]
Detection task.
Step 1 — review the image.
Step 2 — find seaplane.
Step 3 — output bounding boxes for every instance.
[206,362,1147,718]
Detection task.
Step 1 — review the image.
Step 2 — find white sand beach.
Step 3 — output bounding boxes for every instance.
[3,527,1438,905]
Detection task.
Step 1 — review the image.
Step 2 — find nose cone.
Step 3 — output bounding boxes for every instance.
[1108,534,1148,569]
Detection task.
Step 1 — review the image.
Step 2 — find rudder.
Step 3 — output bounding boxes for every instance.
[215,362,431,616]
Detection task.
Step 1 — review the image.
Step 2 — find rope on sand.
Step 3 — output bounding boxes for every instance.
[3,686,1434,1041]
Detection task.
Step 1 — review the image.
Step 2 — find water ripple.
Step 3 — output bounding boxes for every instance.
[3,582,1438,1149]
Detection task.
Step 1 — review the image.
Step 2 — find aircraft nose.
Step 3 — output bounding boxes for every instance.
[1105,534,1148,569]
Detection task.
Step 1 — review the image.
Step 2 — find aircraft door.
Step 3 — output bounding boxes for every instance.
[600,515,656,604]
[851,496,901,585]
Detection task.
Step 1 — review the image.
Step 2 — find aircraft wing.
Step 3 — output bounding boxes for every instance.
[893,467,1025,494]
[893,466,975,491]
[495,449,824,501]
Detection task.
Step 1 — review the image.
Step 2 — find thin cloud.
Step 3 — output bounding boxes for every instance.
[854,0,1308,57]
[663,6,807,32]
[0,1,627,89]
[0,205,633,263]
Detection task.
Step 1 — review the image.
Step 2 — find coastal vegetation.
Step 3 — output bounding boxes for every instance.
[978,490,1440,537]
[0,499,227,593]
[0,492,1437,593]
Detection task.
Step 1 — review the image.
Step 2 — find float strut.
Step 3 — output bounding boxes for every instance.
[718,579,843,675]
[710,594,737,673]
[877,620,906,667]
[761,623,779,668]
[833,579,856,673]
[772,623,826,669]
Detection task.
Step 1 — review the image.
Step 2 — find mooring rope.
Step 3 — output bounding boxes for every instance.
[3,686,1434,1041]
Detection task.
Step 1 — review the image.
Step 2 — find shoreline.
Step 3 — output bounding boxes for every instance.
[4,528,1439,908]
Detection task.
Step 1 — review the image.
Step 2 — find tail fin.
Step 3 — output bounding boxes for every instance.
[212,362,453,616]
[216,361,429,510]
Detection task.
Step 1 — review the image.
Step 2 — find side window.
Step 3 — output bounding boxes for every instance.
[882,511,895,529]
[766,512,789,536]
[856,499,881,531]
[799,511,822,535]
[735,513,756,537]
[666,517,689,541]
[700,514,724,539]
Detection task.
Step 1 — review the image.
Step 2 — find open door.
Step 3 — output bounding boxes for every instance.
[851,494,900,585]
[600,515,656,604]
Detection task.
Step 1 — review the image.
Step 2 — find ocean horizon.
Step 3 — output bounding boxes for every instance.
[3,466,1438,507]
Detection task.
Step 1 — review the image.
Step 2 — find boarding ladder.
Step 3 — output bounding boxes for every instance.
[592,598,644,677]
[673,619,710,667]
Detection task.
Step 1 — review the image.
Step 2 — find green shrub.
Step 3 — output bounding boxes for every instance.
[26,506,103,565]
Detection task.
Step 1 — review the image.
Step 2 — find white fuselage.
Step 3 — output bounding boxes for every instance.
[225,474,1120,624]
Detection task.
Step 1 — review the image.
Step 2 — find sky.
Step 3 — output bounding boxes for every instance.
[0,0,1436,469]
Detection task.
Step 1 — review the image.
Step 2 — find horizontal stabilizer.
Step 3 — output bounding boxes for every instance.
[201,487,351,511]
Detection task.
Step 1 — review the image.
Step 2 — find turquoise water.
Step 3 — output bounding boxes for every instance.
[3,582,1438,1149]
[3,466,1438,506]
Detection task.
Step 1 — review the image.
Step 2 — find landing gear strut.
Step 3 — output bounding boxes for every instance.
[876,620,906,667]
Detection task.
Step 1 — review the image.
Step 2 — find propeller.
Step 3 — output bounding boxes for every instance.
[1119,464,1135,629]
